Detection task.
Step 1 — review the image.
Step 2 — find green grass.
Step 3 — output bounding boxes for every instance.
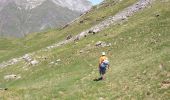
[0,0,170,100]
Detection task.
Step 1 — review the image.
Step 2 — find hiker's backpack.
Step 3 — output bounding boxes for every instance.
[100,60,109,68]
[103,60,109,65]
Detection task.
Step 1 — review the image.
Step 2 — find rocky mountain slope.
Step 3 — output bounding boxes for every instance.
[0,0,169,99]
[0,0,92,37]
[0,0,153,68]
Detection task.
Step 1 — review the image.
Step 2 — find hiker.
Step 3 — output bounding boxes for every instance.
[98,52,110,80]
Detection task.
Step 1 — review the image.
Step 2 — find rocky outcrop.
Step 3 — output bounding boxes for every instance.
[45,0,153,50]
[0,57,22,68]
[0,53,39,68]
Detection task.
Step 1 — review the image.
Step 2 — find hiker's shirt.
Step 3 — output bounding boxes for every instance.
[99,56,108,65]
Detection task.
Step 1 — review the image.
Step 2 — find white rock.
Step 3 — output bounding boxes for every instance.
[4,74,17,80]
[56,59,61,62]
[16,75,21,79]
[93,28,100,33]
[79,50,84,53]
[107,43,112,47]
[30,60,39,66]
[12,58,18,63]
[50,62,55,64]
[99,97,105,100]
[23,54,32,62]
[23,54,30,59]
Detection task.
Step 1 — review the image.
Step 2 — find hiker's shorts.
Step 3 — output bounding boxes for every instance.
[99,66,106,75]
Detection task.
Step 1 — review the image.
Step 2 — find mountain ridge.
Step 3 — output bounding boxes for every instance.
[0,0,92,37]
[0,0,92,12]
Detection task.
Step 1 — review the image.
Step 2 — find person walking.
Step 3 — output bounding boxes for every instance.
[94,52,110,81]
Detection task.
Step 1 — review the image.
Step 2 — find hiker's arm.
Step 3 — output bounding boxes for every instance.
[98,63,100,68]
[107,64,110,69]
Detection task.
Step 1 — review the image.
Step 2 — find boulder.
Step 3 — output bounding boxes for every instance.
[66,35,72,40]
[107,43,112,47]
[50,62,55,64]
[95,41,112,47]
[47,45,55,49]
[23,54,32,62]
[155,14,160,17]
[12,58,18,63]
[4,74,17,80]
[74,36,80,41]
[88,28,100,34]
[79,20,84,23]
[96,41,103,46]
[30,60,39,66]
[99,97,105,100]
[79,50,84,53]
[93,28,100,34]
[95,41,107,47]
[88,30,93,33]
[121,16,127,20]
[56,59,61,62]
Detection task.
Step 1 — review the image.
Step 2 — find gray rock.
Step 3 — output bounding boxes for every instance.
[106,43,111,47]
[66,35,72,40]
[92,28,100,34]
[79,20,84,23]
[74,36,80,41]
[95,41,103,46]
[23,54,32,62]
[95,41,111,47]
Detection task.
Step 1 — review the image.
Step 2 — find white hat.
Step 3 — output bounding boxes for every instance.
[102,52,106,56]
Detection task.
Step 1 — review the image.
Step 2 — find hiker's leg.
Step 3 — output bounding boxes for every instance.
[98,67,103,80]
[102,68,106,80]
[99,69,102,76]
[99,66,102,76]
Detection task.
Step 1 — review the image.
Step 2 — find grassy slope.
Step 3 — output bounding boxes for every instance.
[0,0,137,62]
[0,0,170,100]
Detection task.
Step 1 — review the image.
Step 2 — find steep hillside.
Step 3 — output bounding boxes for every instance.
[0,0,137,62]
[0,0,170,99]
